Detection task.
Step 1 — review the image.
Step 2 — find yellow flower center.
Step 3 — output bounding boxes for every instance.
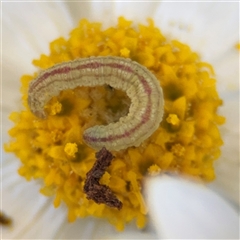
[4,17,225,231]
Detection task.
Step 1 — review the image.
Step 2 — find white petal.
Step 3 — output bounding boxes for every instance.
[65,1,162,27]
[2,2,73,117]
[2,153,65,239]
[153,2,238,62]
[145,175,239,239]
[56,221,158,239]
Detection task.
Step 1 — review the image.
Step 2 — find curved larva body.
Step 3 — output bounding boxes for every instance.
[28,56,164,151]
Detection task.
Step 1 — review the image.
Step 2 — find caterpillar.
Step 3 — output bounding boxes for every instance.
[28,56,164,151]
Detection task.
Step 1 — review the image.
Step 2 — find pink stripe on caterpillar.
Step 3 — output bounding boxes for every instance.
[84,100,152,143]
[28,56,164,151]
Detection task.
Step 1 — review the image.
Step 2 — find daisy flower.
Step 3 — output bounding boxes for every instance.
[2,1,239,239]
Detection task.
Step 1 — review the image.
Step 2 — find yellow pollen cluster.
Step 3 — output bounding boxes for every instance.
[120,47,130,58]
[47,100,62,116]
[166,113,180,126]
[147,164,161,176]
[64,143,78,158]
[171,143,186,157]
[4,17,225,230]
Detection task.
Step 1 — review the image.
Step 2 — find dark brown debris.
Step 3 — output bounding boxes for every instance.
[84,147,123,210]
[0,211,12,226]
